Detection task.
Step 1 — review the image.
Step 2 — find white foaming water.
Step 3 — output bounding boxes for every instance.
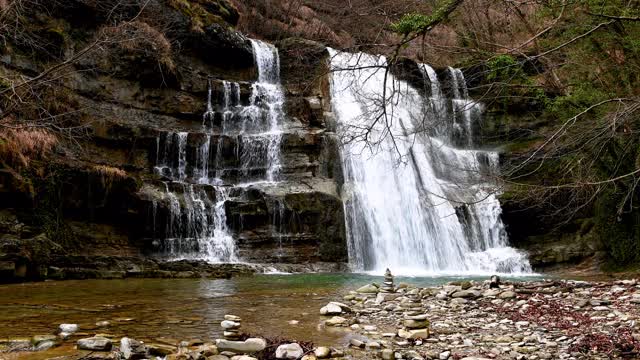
[151,39,287,263]
[152,181,237,262]
[328,49,531,276]
[248,39,284,181]
[420,64,441,97]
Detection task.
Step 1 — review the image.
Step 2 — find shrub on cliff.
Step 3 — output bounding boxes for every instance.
[0,128,57,169]
[82,21,178,87]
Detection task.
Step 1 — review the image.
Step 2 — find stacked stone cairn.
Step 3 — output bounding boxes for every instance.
[404,291,423,315]
[381,268,395,293]
[221,315,242,340]
[399,313,430,340]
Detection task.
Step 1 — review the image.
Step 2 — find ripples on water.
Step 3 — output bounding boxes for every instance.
[0,274,540,347]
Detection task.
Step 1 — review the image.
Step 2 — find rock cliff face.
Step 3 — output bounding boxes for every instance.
[0,1,601,281]
[0,0,347,282]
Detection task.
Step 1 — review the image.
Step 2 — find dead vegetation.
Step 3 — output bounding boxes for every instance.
[93,165,127,179]
[0,128,57,168]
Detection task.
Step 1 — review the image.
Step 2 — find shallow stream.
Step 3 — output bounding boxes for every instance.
[0,274,540,359]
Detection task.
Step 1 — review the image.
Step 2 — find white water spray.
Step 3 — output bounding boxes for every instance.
[329,49,531,275]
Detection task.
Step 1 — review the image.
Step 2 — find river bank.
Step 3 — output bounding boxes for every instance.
[2,275,640,359]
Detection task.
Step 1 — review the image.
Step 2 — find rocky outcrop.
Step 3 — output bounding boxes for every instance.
[0,1,347,282]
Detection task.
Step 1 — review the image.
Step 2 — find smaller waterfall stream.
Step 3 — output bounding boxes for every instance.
[150,39,286,262]
[329,50,531,275]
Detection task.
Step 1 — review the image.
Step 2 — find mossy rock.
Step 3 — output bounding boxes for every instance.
[167,0,239,30]
[595,189,640,267]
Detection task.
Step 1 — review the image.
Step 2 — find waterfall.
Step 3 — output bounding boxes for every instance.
[329,49,531,275]
[151,39,286,263]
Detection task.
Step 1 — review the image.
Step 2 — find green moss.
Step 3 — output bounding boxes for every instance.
[167,0,227,31]
[390,0,460,35]
[0,78,11,91]
[595,188,640,267]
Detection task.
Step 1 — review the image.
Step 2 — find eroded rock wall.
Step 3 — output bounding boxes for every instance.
[0,1,347,282]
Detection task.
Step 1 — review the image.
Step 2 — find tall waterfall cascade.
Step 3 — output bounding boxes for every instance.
[149,39,285,262]
[328,49,532,275]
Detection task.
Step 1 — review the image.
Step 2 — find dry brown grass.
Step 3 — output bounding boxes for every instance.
[0,128,57,168]
[100,20,176,73]
[93,164,127,180]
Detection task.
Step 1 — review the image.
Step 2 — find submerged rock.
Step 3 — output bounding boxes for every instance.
[32,334,57,346]
[147,343,177,356]
[34,340,57,351]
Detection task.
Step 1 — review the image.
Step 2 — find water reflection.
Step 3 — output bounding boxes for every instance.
[0,274,540,345]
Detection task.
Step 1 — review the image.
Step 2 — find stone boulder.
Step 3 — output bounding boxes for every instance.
[499,291,516,299]
[275,343,304,359]
[356,284,379,294]
[215,338,266,354]
[319,303,342,316]
[319,301,351,315]
[314,347,331,358]
[120,337,147,359]
[451,290,481,299]
[324,316,347,326]
[77,337,112,351]
[398,328,430,340]
[59,324,79,333]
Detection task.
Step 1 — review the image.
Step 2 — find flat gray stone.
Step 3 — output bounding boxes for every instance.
[276,343,304,359]
[77,337,112,351]
[120,337,147,359]
[216,338,266,354]
[59,324,78,333]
